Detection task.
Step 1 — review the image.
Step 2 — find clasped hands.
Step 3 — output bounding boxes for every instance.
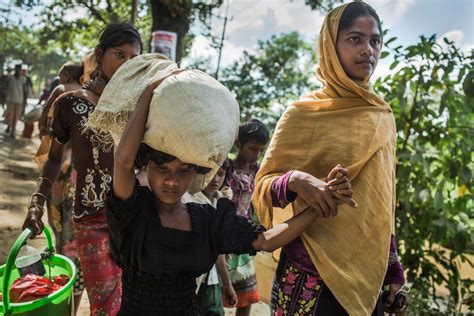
[288,165,358,218]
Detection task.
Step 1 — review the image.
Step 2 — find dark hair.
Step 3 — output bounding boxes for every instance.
[220,158,231,188]
[61,62,83,84]
[221,158,231,171]
[338,2,382,36]
[238,119,270,145]
[134,143,211,174]
[97,22,143,54]
[49,77,60,93]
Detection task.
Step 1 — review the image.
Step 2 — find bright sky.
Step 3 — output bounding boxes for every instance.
[186,0,473,79]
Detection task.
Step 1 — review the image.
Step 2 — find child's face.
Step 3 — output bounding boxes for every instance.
[146,159,196,205]
[203,168,226,196]
[237,139,267,165]
[99,42,141,80]
[336,15,381,81]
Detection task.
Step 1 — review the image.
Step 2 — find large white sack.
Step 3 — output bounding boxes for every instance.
[87,53,240,192]
[87,53,177,141]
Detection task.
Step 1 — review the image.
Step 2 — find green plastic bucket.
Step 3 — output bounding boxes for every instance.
[0,227,77,316]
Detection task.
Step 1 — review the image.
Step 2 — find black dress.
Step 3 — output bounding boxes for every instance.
[107,183,264,315]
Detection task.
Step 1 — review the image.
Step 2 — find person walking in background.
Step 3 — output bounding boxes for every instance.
[4,64,26,138]
[21,66,34,118]
[36,83,52,107]
[183,159,238,315]
[0,73,6,109]
[224,119,270,316]
[37,62,83,138]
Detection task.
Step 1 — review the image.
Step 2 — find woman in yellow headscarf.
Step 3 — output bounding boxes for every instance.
[253,2,408,315]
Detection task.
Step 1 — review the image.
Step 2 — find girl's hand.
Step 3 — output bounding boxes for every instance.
[288,171,338,218]
[222,284,237,307]
[326,165,358,208]
[22,205,45,238]
[384,283,409,315]
[146,68,186,92]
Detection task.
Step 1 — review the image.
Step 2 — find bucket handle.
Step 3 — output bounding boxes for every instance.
[2,226,54,315]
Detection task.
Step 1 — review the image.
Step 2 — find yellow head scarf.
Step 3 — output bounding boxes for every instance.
[253,3,397,315]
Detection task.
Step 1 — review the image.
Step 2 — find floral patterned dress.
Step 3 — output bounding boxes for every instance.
[224,161,261,308]
[269,171,404,315]
[50,92,121,315]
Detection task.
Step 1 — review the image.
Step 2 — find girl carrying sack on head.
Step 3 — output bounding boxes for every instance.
[87,54,356,315]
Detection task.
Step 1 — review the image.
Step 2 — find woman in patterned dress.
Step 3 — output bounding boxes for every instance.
[23,22,142,315]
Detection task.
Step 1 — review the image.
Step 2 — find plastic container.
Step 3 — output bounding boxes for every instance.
[0,227,77,315]
[15,245,45,277]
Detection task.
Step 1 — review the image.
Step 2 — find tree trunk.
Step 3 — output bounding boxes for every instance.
[131,0,138,26]
[150,0,192,64]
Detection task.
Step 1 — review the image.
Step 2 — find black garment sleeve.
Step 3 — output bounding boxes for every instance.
[213,198,265,256]
[107,181,145,233]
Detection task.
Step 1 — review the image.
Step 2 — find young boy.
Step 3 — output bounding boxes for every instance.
[224,119,270,316]
[183,160,237,315]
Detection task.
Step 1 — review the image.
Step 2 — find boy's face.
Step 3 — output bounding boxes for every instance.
[237,139,267,165]
[203,168,226,196]
[146,159,196,205]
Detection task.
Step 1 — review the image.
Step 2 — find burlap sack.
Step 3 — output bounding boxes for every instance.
[87,53,240,192]
[87,53,177,140]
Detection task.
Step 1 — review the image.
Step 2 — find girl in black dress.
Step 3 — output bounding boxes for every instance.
[108,71,354,315]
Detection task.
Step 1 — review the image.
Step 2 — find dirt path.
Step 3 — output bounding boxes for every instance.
[0,114,269,315]
[0,123,44,264]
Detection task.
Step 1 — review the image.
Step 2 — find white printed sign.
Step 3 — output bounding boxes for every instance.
[151,30,178,61]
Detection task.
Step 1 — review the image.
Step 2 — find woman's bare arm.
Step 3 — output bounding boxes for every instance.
[23,140,66,236]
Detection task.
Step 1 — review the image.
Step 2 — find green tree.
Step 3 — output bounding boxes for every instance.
[220,31,317,129]
[375,34,473,313]
[303,0,343,11]
[151,0,342,63]
[36,1,151,54]
[1,2,71,85]
[0,23,68,88]
[6,0,341,64]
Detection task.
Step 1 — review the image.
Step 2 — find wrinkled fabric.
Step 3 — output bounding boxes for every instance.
[9,274,69,303]
[87,54,240,192]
